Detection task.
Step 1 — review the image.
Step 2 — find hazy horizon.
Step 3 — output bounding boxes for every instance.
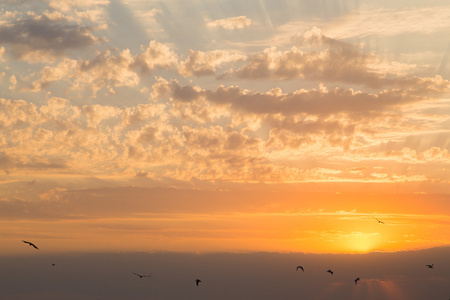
[2,246,449,300]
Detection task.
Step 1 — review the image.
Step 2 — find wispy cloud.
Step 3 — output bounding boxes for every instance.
[325,6,450,39]
[207,16,253,30]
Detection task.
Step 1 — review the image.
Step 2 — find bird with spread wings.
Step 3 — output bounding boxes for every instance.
[133,272,152,278]
[22,240,39,250]
[374,217,385,224]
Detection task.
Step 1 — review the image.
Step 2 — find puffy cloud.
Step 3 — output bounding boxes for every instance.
[83,104,122,128]
[291,26,329,46]
[182,126,260,153]
[264,115,356,150]
[8,75,16,90]
[32,49,139,95]
[136,125,158,143]
[235,29,450,90]
[0,15,102,61]
[132,41,179,74]
[235,42,385,88]
[0,98,39,129]
[179,50,246,77]
[0,91,447,184]
[167,80,448,117]
[207,16,252,30]
[121,102,168,127]
[31,58,78,91]
[380,147,450,164]
[76,49,139,94]
[150,77,171,100]
[30,41,182,95]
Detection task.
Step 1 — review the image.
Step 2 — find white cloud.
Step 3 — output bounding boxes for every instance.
[179,49,246,77]
[133,41,179,73]
[207,16,253,30]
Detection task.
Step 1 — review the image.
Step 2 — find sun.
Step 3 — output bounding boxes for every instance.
[345,232,380,253]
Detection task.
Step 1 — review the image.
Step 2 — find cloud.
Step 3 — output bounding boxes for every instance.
[31,58,78,91]
[121,102,168,127]
[179,49,246,77]
[136,7,162,19]
[2,69,449,185]
[375,147,450,164]
[0,15,102,61]
[132,41,179,73]
[74,8,107,23]
[207,16,253,30]
[47,0,111,12]
[77,49,140,94]
[8,75,16,90]
[39,187,67,202]
[235,28,447,90]
[28,41,180,94]
[325,6,450,39]
[167,80,448,116]
[83,104,122,128]
[32,49,140,95]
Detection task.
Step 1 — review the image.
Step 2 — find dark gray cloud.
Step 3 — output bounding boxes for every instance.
[168,80,448,117]
[0,15,101,60]
[0,248,449,300]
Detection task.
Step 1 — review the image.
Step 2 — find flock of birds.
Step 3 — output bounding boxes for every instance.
[21,218,437,292]
[22,240,204,286]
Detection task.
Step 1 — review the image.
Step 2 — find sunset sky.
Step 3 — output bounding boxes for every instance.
[1,0,450,299]
[1,0,450,255]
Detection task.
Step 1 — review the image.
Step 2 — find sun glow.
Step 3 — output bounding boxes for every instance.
[345,232,380,253]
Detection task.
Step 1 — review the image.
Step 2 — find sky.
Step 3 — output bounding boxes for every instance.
[0,0,450,298]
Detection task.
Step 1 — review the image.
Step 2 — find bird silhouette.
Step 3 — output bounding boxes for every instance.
[426,264,434,269]
[22,240,39,250]
[326,269,334,275]
[133,272,151,278]
[196,279,202,286]
[296,266,304,272]
[374,217,385,224]
[51,263,56,267]
[355,277,360,285]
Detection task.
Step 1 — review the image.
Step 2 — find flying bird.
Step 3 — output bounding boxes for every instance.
[426,264,434,269]
[355,277,360,285]
[133,272,151,278]
[51,263,56,267]
[22,240,39,250]
[296,266,304,272]
[374,217,385,224]
[326,269,334,275]
[195,279,202,286]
